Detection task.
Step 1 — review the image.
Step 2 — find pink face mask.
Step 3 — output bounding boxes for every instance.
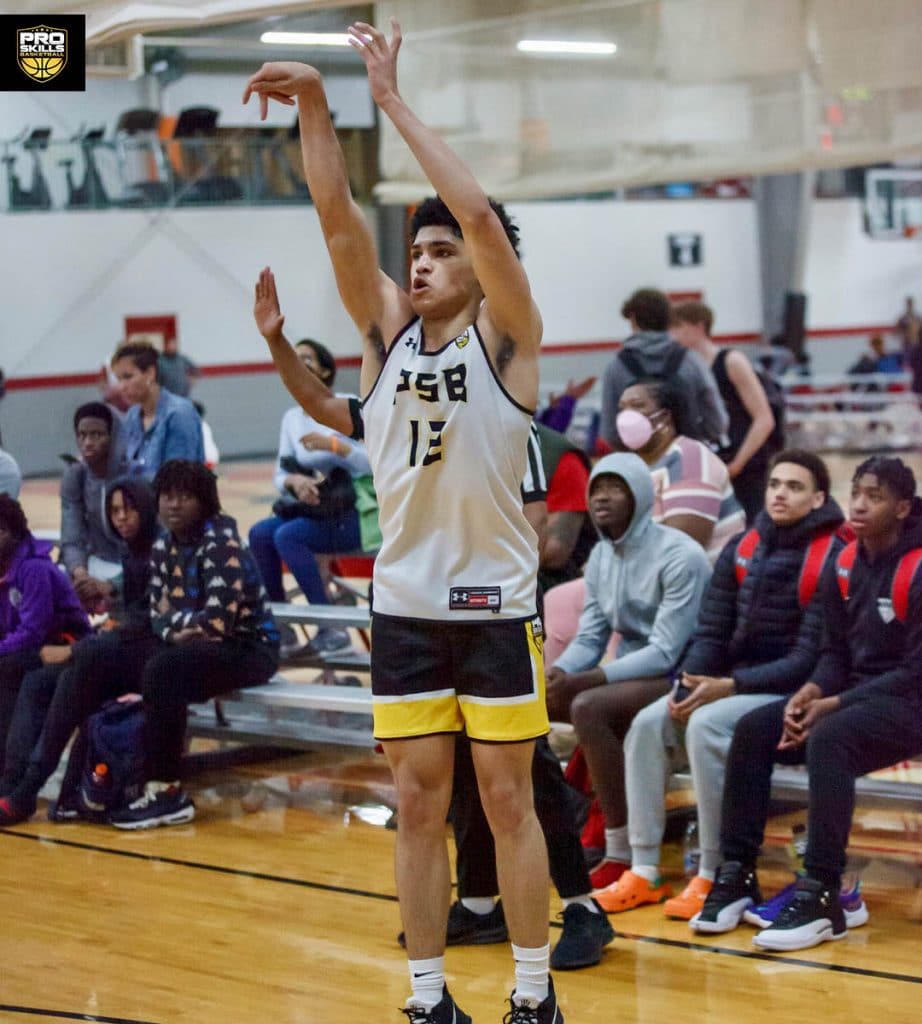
[616,409,654,450]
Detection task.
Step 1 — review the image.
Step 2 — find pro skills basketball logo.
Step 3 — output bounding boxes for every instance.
[17,25,68,83]
[0,15,85,91]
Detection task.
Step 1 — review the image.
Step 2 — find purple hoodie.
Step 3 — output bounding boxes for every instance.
[0,535,90,656]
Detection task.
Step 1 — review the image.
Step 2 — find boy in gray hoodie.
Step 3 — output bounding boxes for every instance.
[546,452,710,886]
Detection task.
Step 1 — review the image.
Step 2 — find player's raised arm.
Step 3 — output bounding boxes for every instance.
[243,62,410,360]
[348,19,542,355]
[253,267,355,436]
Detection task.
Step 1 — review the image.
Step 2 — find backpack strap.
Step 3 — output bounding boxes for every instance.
[797,529,837,608]
[734,528,760,587]
[836,541,859,603]
[891,548,922,623]
[661,343,687,377]
[617,348,644,379]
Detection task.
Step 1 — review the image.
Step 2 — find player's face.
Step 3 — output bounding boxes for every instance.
[764,462,824,526]
[409,227,480,318]
[113,357,156,406]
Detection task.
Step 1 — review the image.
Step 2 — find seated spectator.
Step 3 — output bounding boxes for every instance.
[599,288,727,448]
[692,456,922,952]
[0,478,158,819]
[112,460,279,827]
[543,378,743,667]
[0,495,90,765]
[671,302,778,524]
[248,338,372,657]
[595,451,844,913]
[61,402,127,612]
[616,378,745,559]
[544,454,711,883]
[0,434,21,499]
[112,341,204,479]
[0,462,278,828]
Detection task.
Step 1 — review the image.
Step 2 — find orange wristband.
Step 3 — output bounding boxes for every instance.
[329,435,341,456]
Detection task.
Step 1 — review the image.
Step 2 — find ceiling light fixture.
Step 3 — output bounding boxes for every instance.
[260,31,352,47]
[516,39,616,56]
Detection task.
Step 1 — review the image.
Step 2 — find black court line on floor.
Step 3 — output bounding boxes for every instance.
[4,828,921,987]
[0,1005,159,1023]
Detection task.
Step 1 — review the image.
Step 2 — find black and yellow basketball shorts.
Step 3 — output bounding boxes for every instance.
[370,613,549,742]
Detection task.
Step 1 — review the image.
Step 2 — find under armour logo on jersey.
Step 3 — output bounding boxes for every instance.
[450,586,501,611]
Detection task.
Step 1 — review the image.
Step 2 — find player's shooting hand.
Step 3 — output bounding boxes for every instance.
[347,19,402,107]
[254,267,286,343]
[242,62,320,119]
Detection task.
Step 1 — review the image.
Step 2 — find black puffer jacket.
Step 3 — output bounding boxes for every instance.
[814,498,922,709]
[681,498,845,693]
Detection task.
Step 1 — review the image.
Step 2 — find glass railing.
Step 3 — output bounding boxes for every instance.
[0,133,316,212]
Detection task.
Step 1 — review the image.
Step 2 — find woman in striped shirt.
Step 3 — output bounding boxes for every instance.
[616,378,745,562]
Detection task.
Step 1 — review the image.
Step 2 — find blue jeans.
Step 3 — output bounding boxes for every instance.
[248,512,362,605]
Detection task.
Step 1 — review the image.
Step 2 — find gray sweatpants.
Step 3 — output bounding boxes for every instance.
[624,692,781,874]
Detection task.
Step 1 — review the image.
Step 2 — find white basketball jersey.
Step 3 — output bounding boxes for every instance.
[362,317,538,621]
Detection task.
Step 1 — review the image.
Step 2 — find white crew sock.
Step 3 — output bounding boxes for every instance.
[511,943,549,1007]
[406,956,445,1011]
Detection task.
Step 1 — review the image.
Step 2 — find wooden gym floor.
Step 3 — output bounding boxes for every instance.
[2,454,921,1023]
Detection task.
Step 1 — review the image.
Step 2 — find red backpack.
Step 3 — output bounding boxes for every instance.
[834,541,922,623]
[734,526,845,609]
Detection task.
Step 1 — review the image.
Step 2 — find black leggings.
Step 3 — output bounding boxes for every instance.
[449,733,591,900]
[8,630,275,799]
[0,648,44,767]
[720,695,922,890]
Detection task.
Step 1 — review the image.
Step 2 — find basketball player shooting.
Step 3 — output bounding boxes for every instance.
[244,18,562,1024]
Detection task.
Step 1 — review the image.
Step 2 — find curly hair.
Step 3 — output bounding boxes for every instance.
[409,195,521,259]
[628,377,698,441]
[153,460,221,521]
